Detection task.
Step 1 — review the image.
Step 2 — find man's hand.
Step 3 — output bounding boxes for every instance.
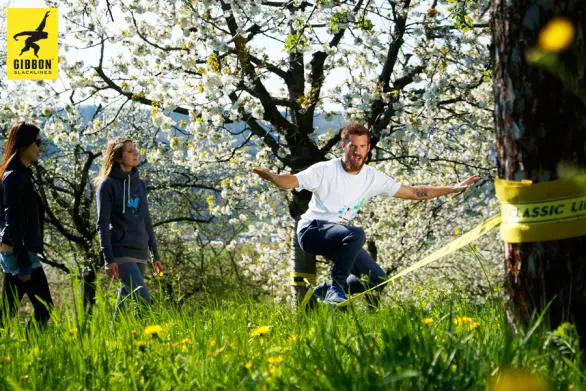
[106,263,120,279]
[251,167,299,190]
[252,167,274,182]
[453,175,481,193]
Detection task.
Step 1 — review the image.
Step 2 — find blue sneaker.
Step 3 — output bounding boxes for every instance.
[313,282,330,301]
[323,284,347,305]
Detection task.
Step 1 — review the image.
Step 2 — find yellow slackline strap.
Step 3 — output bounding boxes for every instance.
[495,176,586,243]
[339,214,502,307]
[291,272,317,279]
[294,175,586,309]
[291,271,316,287]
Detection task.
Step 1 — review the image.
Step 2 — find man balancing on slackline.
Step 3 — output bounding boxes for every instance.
[252,123,480,305]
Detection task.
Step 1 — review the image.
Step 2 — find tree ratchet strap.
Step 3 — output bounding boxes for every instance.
[495,175,586,243]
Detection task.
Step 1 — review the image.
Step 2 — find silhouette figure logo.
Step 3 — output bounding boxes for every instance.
[13,11,51,58]
[7,8,58,80]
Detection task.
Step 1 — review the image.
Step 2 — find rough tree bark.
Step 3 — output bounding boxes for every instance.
[492,0,586,345]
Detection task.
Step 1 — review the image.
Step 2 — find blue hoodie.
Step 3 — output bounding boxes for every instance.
[95,165,160,265]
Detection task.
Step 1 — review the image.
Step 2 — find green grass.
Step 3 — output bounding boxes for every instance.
[0,277,584,391]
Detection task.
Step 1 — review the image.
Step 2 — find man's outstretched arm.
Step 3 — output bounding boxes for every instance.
[252,167,299,190]
[394,176,481,200]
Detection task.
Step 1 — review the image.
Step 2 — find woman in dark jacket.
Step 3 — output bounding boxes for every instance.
[94,138,164,316]
[0,121,52,326]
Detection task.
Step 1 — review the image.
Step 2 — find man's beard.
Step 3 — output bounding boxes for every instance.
[345,154,366,172]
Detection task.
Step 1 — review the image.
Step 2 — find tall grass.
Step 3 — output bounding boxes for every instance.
[0,269,583,391]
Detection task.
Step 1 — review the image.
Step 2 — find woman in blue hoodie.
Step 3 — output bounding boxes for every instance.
[0,121,53,327]
[94,138,164,315]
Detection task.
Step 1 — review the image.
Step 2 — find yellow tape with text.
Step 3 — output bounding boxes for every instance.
[495,176,586,243]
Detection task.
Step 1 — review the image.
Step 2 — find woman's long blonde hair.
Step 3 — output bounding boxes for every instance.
[93,138,133,187]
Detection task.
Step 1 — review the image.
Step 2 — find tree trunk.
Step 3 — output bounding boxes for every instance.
[82,265,97,310]
[288,189,317,309]
[82,249,101,310]
[492,0,586,345]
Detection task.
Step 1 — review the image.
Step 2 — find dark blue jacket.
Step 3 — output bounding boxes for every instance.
[95,166,160,265]
[0,160,45,271]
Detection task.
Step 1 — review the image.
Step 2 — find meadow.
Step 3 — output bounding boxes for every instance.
[0,276,582,391]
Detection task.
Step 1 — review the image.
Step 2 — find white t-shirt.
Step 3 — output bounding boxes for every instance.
[294,157,401,233]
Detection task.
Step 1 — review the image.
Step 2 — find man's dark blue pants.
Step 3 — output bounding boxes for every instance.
[297,219,386,294]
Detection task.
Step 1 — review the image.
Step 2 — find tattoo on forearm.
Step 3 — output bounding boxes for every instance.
[415,188,428,199]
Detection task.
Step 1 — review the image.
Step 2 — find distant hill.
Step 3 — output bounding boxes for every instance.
[79,105,345,149]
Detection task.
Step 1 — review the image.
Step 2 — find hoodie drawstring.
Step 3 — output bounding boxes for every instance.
[123,177,127,214]
[128,174,131,210]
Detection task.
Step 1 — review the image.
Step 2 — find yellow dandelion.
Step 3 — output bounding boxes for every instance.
[539,17,575,53]
[489,368,549,391]
[143,325,163,337]
[470,321,481,330]
[245,361,253,369]
[454,316,473,326]
[454,228,461,236]
[209,347,225,357]
[451,364,457,373]
[267,355,284,365]
[423,318,434,326]
[250,325,271,337]
[68,327,78,336]
[209,338,217,347]
[181,338,193,346]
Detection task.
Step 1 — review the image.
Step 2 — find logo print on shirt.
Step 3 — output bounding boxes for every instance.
[127,197,140,209]
[337,198,366,222]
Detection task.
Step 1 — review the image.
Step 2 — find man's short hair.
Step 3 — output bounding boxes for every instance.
[340,123,371,144]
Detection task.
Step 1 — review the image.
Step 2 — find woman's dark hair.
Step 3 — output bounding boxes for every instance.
[0,121,41,179]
